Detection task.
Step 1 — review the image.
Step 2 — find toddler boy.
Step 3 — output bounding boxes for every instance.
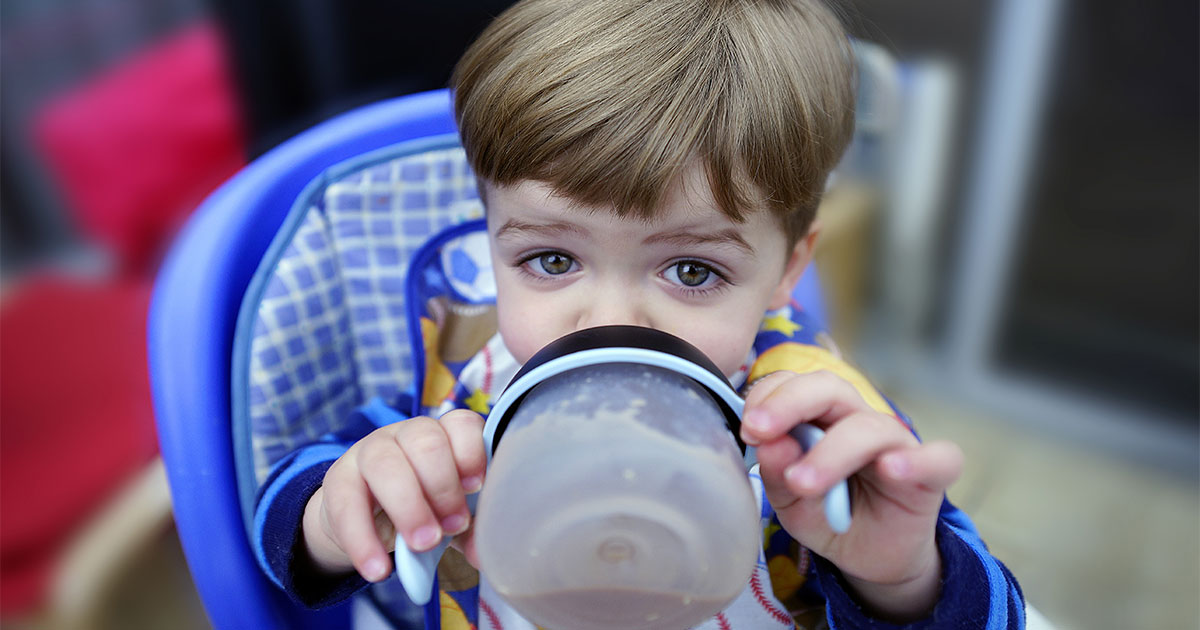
[256,0,1025,627]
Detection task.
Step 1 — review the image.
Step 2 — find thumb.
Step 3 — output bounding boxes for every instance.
[450,523,479,569]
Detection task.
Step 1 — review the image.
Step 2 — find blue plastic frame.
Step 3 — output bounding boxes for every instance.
[148,87,826,630]
[231,132,465,537]
[149,89,457,630]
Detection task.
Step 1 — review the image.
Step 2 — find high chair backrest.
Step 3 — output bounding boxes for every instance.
[149,90,459,629]
[149,88,832,629]
[232,136,484,518]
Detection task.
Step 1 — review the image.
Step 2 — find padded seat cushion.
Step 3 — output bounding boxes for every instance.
[234,138,484,514]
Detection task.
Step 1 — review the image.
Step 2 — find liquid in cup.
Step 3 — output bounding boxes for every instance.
[474,362,760,630]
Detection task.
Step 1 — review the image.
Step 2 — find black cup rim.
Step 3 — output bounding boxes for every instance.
[486,325,745,455]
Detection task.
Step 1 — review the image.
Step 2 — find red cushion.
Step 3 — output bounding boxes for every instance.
[34,21,246,275]
[0,277,158,614]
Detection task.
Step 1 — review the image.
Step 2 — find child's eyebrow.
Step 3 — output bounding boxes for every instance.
[643,229,755,255]
[494,219,587,240]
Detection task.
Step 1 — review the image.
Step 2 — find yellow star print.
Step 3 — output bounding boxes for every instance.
[439,591,472,630]
[764,521,783,540]
[762,314,801,337]
[464,389,491,414]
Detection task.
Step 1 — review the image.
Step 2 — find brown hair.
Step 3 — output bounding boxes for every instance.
[452,0,855,244]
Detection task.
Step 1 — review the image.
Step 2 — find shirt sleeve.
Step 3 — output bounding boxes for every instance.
[251,398,415,608]
[813,499,1026,630]
[251,440,369,608]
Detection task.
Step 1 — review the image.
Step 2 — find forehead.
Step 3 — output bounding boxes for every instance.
[483,176,789,261]
[482,165,775,231]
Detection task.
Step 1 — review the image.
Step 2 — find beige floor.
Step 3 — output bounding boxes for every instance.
[3,527,210,630]
[896,392,1200,630]
[9,393,1197,630]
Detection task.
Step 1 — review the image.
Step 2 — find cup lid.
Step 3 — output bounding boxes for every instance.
[483,326,747,458]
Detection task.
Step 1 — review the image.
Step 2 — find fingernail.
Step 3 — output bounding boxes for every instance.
[744,409,769,432]
[363,556,389,582]
[785,463,819,490]
[461,475,483,493]
[410,524,442,551]
[442,513,469,536]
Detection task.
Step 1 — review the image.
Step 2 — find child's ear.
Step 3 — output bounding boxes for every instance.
[768,222,820,310]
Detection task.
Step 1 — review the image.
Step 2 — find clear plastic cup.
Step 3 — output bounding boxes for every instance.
[474,362,760,630]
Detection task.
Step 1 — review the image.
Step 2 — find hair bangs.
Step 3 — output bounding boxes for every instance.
[454,0,856,241]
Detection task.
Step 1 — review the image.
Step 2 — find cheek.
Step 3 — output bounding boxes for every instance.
[665,307,765,378]
[496,307,538,365]
[690,326,760,377]
[493,280,560,365]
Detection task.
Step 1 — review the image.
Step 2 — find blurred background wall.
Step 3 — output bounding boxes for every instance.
[0,0,1196,628]
[822,5,1198,625]
[2,0,212,273]
[1,1,514,625]
[831,0,1197,473]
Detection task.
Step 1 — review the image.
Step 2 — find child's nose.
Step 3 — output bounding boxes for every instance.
[577,287,652,330]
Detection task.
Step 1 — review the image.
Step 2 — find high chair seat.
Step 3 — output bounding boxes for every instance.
[151,90,459,629]
[150,87,830,629]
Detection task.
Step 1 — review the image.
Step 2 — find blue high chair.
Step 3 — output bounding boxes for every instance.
[148,86,830,629]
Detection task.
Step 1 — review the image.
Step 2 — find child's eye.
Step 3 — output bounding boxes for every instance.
[664,260,725,292]
[538,252,573,274]
[673,261,711,287]
[521,251,576,276]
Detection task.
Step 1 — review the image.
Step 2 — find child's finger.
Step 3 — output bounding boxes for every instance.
[319,469,395,582]
[438,409,487,493]
[753,431,806,507]
[356,435,443,554]
[741,370,795,409]
[394,418,472,538]
[876,440,964,496]
[779,411,917,497]
[741,370,870,444]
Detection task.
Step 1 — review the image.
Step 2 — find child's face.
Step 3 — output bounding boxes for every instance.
[485,167,812,377]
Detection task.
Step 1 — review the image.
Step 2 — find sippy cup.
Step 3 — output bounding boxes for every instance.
[394,326,851,629]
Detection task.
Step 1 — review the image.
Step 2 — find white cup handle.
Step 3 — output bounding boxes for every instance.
[789,423,852,534]
[394,493,479,605]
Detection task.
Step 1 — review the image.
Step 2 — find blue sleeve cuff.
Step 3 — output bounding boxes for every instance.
[253,442,370,608]
[815,511,1025,629]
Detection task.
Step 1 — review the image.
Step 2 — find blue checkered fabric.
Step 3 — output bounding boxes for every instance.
[245,146,483,483]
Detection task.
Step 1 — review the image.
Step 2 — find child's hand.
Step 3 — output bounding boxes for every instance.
[301,409,487,583]
[740,370,963,621]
